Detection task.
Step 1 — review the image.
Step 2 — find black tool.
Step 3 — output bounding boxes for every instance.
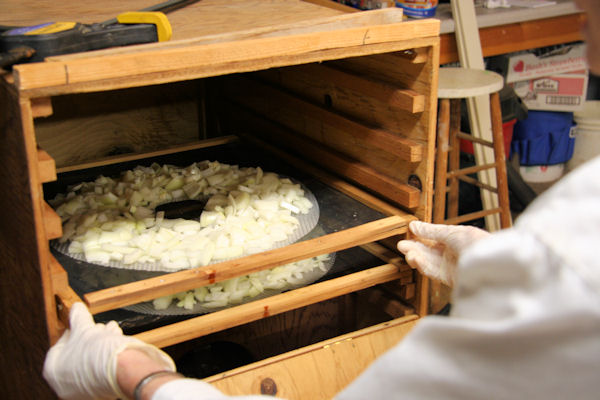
[0,0,200,68]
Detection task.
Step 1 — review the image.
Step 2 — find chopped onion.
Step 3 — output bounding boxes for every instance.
[151,254,331,311]
[53,161,314,271]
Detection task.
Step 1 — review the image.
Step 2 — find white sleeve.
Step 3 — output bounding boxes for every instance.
[152,378,274,400]
[336,156,600,400]
[153,157,600,400]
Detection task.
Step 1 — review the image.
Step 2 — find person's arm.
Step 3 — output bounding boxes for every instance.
[43,302,177,400]
[44,303,275,400]
[338,158,600,399]
[117,349,184,400]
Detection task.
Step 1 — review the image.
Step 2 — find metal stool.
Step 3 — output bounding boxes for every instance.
[434,68,512,229]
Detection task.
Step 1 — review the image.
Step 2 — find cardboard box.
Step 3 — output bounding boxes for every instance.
[511,70,588,112]
[503,44,589,112]
[505,44,588,84]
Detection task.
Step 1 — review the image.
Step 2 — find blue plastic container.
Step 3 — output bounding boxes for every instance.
[511,111,576,166]
[395,1,438,18]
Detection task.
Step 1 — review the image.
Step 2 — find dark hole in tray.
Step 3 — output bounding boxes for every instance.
[155,199,207,220]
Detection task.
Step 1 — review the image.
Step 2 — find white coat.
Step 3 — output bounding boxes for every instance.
[153,156,600,400]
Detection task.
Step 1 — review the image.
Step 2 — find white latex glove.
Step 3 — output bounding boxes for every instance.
[397,221,489,286]
[43,302,175,400]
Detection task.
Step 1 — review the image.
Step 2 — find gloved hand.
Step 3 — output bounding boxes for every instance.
[397,221,489,286]
[43,302,175,400]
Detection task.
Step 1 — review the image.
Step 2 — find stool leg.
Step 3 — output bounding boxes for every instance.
[490,92,512,228]
[447,99,461,220]
[434,98,450,224]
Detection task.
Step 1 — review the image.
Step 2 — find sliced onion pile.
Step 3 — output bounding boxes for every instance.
[152,254,331,311]
[51,161,331,314]
[51,161,314,271]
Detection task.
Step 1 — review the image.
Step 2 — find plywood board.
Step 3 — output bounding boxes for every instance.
[207,316,419,400]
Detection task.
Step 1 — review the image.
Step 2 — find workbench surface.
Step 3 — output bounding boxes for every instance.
[2,0,580,36]
[436,0,580,34]
[2,0,583,68]
[1,0,346,40]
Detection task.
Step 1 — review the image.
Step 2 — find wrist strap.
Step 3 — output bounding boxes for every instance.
[133,370,183,400]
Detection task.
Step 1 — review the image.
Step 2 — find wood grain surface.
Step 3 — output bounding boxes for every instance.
[1,3,441,396]
[34,81,200,168]
[206,315,419,400]
[0,74,56,399]
[13,15,438,94]
[440,13,585,64]
[134,264,410,348]
[0,0,343,40]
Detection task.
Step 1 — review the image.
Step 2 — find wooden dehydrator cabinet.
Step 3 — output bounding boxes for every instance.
[0,1,440,398]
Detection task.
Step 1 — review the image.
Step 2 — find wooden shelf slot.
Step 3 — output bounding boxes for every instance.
[401,282,416,300]
[50,256,82,335]
[135,263,406,348]
[42,201,62,240]
[55,136,239,174]
[50,255,69,292]
[391,48,429,64]
[30,97,53,118]
[37,148,57,183]
[226,76,424,163]
[231,112,421,210]
[240,133,411,217]
[360,241,406,267]
[84,215,414,314]
[357,286,415,319]
[280,63,425,113]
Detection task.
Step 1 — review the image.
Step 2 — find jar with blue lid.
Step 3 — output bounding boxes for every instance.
[395,0,438,18]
